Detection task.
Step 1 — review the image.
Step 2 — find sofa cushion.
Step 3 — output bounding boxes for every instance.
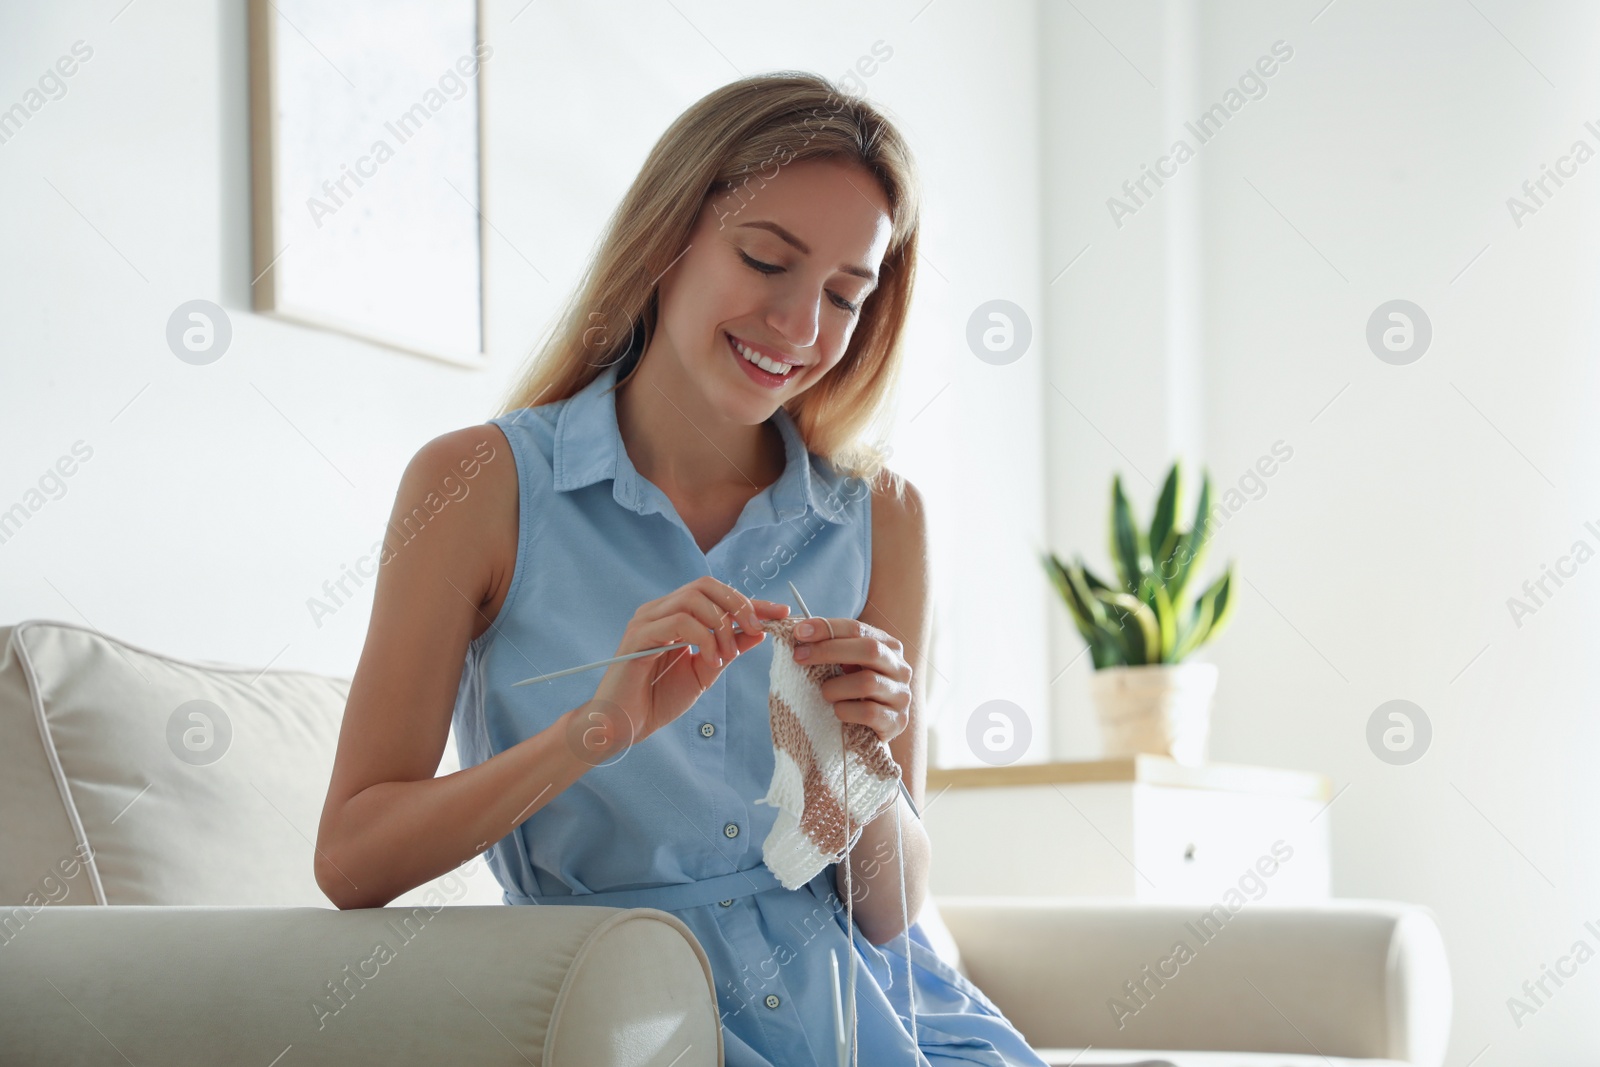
[0,620,502,909]
[1,903,724,1066]
[1034,1055,1414,1067]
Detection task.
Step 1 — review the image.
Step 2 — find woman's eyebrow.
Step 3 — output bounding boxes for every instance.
[737,220,878,284]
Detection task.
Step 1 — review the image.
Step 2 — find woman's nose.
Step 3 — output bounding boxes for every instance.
[764,288,822,351]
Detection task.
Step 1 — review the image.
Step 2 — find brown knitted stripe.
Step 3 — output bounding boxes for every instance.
[762,619,848,686]
[768,618,904,777]
[770,691,852,853]
[769,690,814,775]
[802,753,850,855]
[772,690,897,793]
[843,722,901,781]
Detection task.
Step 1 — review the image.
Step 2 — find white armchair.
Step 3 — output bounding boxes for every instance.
[0,620,1451,1066]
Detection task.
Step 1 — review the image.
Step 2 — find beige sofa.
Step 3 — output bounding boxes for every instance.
[0,619,1453,1066]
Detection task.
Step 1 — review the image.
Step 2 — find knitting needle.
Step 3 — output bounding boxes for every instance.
[787,580,923,823]
[509,622,753,687]
[829,948,848,1067]
[786,579,815,625]
[510,645,688,687]
[802,576,857,1067]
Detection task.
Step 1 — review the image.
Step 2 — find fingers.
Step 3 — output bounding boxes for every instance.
[819,665,903,706]
[797,622,911,744]
[792,616,869,645]
[692,576,764,636]
[731,628,768,655]
[663,578,798,660]
[645,589,735,664]
[691,589,767,662]
[687,592,739,664]
[830,698,907,744]
[631,578,797,678]
[790,622,909,681]
[633,613,721,676]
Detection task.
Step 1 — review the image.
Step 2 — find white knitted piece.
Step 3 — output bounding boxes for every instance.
[753,618,902,890]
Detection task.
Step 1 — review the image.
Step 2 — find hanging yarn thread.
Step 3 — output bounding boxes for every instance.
[753,616,918,1064]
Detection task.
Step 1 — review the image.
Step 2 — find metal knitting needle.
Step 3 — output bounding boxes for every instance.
[786,581,923,822]
[786,580,815,627]
[511,644,692,687]
[509,622,752,687]
[829,948,848,1067]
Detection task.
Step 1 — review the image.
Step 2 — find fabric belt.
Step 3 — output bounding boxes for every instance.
[502,860,786,911]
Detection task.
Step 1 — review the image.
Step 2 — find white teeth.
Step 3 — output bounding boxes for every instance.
[732,338,793,376]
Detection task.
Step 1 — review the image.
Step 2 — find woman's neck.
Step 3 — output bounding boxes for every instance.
[613,346,786,498]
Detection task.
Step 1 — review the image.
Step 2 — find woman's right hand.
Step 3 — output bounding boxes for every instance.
[587,576,792,751]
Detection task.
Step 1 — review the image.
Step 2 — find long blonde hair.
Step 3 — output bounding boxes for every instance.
[495,71,922,492]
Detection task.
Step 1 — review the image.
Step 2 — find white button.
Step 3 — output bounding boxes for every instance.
[700,722,715,737]
[723,822,739,838]
[719,899,733,907]
[764,993,781,1009]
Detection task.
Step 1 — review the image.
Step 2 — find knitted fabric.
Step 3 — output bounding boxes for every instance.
[753,617,904,890]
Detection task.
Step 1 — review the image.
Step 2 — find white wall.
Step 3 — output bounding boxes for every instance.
[16,0,1586,1062]
[0,2,1050,763]
[1043,2,1600,1064]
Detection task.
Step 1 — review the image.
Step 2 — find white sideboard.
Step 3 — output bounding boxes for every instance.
[923,756,1332,904]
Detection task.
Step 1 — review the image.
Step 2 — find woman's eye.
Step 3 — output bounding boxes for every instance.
[739,251,781,274]
[740,251,859,314]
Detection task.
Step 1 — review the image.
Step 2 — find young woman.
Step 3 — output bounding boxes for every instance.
[314,71,1049,1066]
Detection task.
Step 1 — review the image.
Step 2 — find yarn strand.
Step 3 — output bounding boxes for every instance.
[841,720,857,1067]
[769,613,915,1062]
[896,792,916,1052]
[841,723,918,1065]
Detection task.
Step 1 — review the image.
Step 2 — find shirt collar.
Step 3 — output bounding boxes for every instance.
[551,358,854,526]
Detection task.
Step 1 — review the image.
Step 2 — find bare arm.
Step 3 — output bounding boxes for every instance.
[834,471,934,945]
[313,425,592,910]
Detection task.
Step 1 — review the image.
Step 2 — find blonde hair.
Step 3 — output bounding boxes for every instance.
[495,71,922,493]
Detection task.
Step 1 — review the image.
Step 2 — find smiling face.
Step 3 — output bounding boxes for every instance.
[652,157,894,423]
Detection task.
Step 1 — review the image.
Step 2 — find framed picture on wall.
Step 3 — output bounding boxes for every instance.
[247,0,489,367]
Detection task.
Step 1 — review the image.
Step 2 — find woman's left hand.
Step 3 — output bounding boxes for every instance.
[791,617,912,744]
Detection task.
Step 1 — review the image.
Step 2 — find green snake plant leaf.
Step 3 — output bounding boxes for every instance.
[1149,464,1181,578]
[1086,629,1118,670]
[1077,556,1115,594]
[1136,572,1158,614]
[1171,595,1214,662]
[1134,573,1177,661]
[1109,475,1149,594]
[1150,578,1177,661]
[1066,559,1111,629]
[1041,552,1077,616]
[1193,566,1237,650]
[1169,472,1212,604]
[1074,591,1133,665]
[1043,465,1239,671]
[1042,552,1106,642]
[1094,589,1159,665]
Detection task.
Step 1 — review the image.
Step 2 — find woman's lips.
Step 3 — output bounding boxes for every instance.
[727,333,796,389]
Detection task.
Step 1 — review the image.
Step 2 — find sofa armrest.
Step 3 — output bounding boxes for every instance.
[935,897,1451,1067]
[0,904,722,1066]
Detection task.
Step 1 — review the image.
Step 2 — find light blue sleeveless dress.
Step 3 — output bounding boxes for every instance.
[451,352,1050,1066]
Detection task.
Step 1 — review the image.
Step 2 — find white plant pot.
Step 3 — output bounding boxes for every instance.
[1088,662,1218,766]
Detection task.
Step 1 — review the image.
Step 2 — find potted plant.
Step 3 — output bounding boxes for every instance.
[1041,462,1237,765]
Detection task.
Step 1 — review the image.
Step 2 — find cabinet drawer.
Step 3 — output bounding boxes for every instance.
[1133,784,1329,903]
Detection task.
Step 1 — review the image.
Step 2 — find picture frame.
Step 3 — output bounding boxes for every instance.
[247,0,489,368]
